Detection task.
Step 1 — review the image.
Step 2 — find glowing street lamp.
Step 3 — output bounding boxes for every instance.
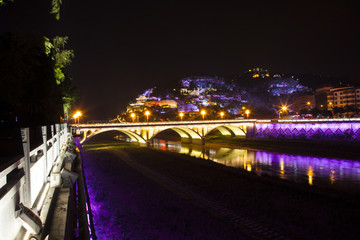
[279,106,288,119]
[201,110,206,120]
[307,101,311,110]
[130,113,136,122]
[179,112,184,121]
[245,109,250,119]
[220,112,224,119]
[73,111,82,124]
[328,102,333,110]
[145,111,150,122]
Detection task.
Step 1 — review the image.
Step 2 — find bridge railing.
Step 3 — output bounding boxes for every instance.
[72,119,257,128]
[0,123,71,240]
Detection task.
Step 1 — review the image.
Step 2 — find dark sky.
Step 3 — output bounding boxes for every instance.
[1,0,359,120]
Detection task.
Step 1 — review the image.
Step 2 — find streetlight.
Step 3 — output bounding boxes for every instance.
[279,106,287,119]
[328,102,333,110]
[179,112,184,121]
[201,110,206,120]
[220,112,224,119]
[245,109,250,119]
[73,111,81,124]
[145,111,150,122]
[130,113,136,122]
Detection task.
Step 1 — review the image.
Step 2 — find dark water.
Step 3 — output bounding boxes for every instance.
[151,139,360,194]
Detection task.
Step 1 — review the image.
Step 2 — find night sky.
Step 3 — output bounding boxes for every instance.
[1,0,359,120]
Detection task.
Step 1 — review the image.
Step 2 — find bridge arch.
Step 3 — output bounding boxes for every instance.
[150,126,202,143]
[79,128,146,144]
[205,124,246,137]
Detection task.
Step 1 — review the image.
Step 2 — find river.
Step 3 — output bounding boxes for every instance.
[151,139,360,194]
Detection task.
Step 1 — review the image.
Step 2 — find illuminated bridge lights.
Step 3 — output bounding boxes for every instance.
[73,119,256,144]
[72,119,360,144]
[255,120,360,141]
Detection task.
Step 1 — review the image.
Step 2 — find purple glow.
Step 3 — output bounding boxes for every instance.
[255,122,360,140]
[254,151,360,189]
[151,142,360,193]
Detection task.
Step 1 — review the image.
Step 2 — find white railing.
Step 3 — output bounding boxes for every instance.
[73,119,257,128]
[0,123,71,240]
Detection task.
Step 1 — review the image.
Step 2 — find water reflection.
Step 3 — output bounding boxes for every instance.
[151,139,360,193]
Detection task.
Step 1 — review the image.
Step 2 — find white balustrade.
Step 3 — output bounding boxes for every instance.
[0,123,72,240]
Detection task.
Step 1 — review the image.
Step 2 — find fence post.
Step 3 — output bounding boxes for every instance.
[51,125,55,165]
[21,128,31,208]
[55,124,60,158]
[42,126,48,182]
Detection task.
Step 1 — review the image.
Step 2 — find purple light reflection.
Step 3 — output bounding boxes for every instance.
[152,142,360,193]
[255,151,360,189]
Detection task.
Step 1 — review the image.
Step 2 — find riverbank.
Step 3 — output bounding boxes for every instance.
[205,136,360,160]
[83,137,360,239]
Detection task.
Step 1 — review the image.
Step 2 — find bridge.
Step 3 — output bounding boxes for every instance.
[74,119,257,144]
[74,118,360,144]
[256,118,360,141]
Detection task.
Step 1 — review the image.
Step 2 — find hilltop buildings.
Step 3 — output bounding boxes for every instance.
[124,68,358,120]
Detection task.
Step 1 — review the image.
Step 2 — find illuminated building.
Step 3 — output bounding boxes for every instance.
[292,94,316,113]
[145,100,178,108]
[247,67,270,78]
[327,86,360,109]
[127,88,177,113]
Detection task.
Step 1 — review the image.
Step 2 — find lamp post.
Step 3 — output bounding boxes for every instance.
[220,112,224,119]
[328,102,333,110]
[179,112,184,121]
[145,111,150,122]
[73,111,81,125]
[130,113,136,122]
[279,106,287,119]
[201,110,206,120]
[245,109,250,119]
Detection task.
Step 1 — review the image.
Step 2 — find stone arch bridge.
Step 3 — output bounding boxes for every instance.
[73,120,256,145]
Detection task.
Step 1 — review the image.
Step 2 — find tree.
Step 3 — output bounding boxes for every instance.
[45,36,76,120]
[0,0,62,20]
[0,33,63,126]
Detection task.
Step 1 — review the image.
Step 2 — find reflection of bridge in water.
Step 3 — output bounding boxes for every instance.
[152,140,360,191]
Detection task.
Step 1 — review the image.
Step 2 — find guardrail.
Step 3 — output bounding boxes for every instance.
[0,123,72,240]
[71,118,360,128]
[72,119,257,128]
